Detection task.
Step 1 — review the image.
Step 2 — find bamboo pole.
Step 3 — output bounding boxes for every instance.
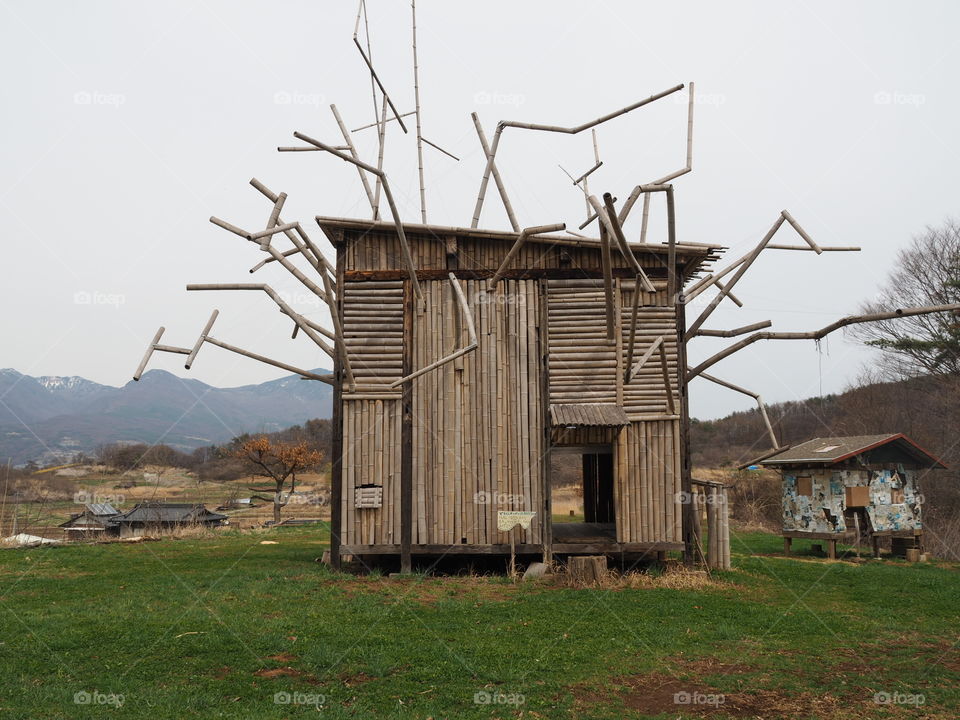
[470,113,520,231]
[695,320,772,338]
[329,104,377,216]
[291,131,423,304]
[473,84,684,227]
[490,223,566,285]
[412,0,427,224]
[696,371,778,449]
[202,336,333,383]
[390,273,478,386]
[688,302,960,379]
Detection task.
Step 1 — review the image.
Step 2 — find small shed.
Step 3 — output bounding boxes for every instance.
[59,503,121,539]
[110,503,228,538]
[761,434,946,558]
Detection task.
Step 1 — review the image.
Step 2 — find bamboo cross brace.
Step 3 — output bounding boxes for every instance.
[473,83,684,229]
[687,302,960,380]
[697,371,777,448]
[351,111,415,133]
[390,273,478,387]
[597,193,655,292]
[490,223,566,286]
[624,273,643,383]
[289,131,424,304]
[470,113,520,232]
[658,343,676,415]
[626,335,663,383]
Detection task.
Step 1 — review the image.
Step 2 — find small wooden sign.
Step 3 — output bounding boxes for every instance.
[497,510,536,532]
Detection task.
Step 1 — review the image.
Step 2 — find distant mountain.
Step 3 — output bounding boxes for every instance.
[0,368,333,465]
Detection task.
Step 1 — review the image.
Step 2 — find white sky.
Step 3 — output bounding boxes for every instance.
[1,1,958,419]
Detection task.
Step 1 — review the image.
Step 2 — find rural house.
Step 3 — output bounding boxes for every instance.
[103,503,227,538]
[762,434,945,559]
[59,503,121,539]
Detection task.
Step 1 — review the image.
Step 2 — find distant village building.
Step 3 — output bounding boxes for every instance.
[59,503,121,539]
[761,434,945,559]
[60,502,227,540]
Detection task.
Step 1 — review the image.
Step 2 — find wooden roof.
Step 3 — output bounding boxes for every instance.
[550,403,630,427]
[316,216,723,280]
[761,434,947,469]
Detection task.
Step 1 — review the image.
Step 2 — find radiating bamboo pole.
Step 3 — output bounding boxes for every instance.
[470,113,520,231]
[291,131,423,304]
[766,245,861,252]
[202,336,333,383]
[696,371,777,448]
[412,0,427,224]
[598,193,655,292]
[185,284,336,358]
[695,320,773,338]
[687,302,960,379]
[260,192,287,250]
[420,136,459,161]
[489,223,566,285]
[473,84,684,228]
[352,37,408,133]
[780,210,821,254]
[185,310,219,370]
[133,327,166,381]
[351,111,415,133]
[372,93,388,220]
[329,104,378,216]
[684,214,787,341]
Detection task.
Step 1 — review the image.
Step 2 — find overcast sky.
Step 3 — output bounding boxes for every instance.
[2,1,958,419]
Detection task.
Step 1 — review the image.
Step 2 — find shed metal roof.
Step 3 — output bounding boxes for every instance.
[112,503,227,524]
[86,503,118,516]
[550,403,630,428]
[760,434,947,469]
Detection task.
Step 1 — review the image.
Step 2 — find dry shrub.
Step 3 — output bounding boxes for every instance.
[728,469,781,531]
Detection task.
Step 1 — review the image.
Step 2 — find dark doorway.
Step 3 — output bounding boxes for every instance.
[583,453,615,523]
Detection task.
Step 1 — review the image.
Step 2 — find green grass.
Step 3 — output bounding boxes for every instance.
[1,526,958,718]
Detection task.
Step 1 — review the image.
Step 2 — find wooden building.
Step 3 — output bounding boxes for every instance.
[59,503,121,540]
[317,217,721,569]
[762,434,945,559]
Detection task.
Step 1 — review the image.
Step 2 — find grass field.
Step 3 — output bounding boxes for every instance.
[1,526,958,719]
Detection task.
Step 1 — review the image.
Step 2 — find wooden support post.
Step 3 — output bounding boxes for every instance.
[600,224,615,341]
[783,536,792,556]
[677,298,695,566]
[400,276,414,574]
[329,245,345,571]
[540,280,553,565]
[872,535,880,559]
[827,539,837,560]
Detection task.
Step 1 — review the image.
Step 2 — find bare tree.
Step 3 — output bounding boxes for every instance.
[230,436,324,524]
[852,220,960,377]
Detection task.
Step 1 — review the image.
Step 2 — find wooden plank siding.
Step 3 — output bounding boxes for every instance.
[321,219,716,557]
